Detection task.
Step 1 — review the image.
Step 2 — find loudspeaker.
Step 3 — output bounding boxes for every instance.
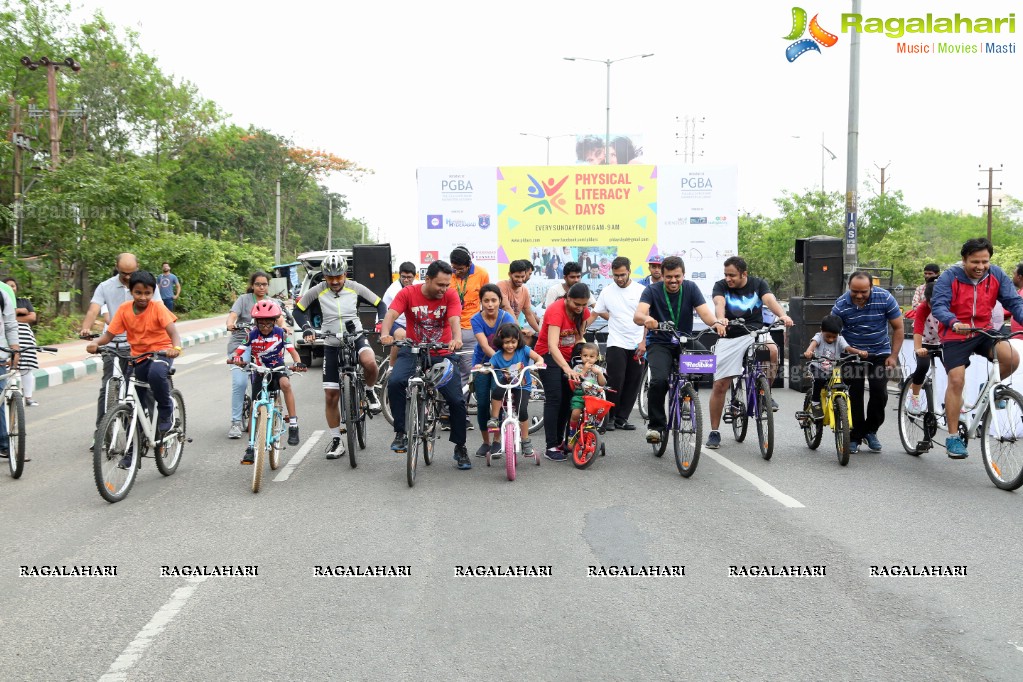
[353,243,392,300]
[788,297,838,391]
[795,236,843,299]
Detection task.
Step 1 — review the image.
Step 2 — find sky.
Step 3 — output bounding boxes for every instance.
[75,0,1022,266]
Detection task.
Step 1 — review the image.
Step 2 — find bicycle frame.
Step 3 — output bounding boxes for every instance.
[242,364,290,453]
[473,364,542,478]
[958,332,1021,440]
[818,362,853,432]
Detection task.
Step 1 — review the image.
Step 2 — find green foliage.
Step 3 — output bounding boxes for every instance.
[34,314,80,346]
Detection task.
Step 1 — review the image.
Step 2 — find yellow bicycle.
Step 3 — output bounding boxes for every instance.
[795,354,864,466]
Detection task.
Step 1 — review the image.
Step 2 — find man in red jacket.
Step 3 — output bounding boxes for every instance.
[930,238,1023,458]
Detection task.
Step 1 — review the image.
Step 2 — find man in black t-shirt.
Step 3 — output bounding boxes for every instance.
[633,256,725,443]
[706,256,792,450]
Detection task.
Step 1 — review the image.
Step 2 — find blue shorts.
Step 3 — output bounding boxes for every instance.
[389,321,406,335]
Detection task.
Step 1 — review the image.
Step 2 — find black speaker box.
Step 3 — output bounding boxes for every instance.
[353,243,392,300]
[795,236,843,299]
[788,297,838,391]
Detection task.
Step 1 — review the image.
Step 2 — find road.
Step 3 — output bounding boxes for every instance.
[1,349,1021,680]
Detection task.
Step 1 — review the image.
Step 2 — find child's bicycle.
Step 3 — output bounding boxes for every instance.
[794,353,864,466]
[567,381,615,470]
[471,363,545,481]
[234,362,301,492]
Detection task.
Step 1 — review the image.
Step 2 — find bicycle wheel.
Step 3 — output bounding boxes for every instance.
[407,390,421,487]
[729,377,748,442]
[422,398,437,465]
[801,390,822,450]
[832,394,851,466]
[252,405,268,493]
[674,384,702,477]
[466,374,478,416]
[979,387,1023,491]
[897,379,928,456]
[378,364,394,426]
[355,381,367,450]
[155,389,186,476]
[94,405,139,503]
[505,421,517,480]
[6,393,26,478]
[572,427,599,470]
[341,375,358,468]
[105,376,123,414]
[527,375,545,434]
[754,376,774,460]
[651,381,670,458]
[242,390,252,433]
[638,365,650,420]
[269,394,284,471]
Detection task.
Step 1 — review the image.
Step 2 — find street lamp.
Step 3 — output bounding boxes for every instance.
[791,133,838,192]
[519,132,573,165]
[563,54,654,165]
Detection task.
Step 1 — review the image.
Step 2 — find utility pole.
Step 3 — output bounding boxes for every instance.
[275,180,282,263]
[844,0,862,273]
[327,196,333,249]
[872,162,892,195]
[978,164,1003,242]
[20,56,81,169]
[674,115,705,162]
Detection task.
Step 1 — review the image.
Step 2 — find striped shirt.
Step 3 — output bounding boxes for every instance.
[831,288,902,355]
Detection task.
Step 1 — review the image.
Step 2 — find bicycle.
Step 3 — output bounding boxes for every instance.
[638,356,650,421]
[568,382,615,470]
[795,353,864,466]
[721,321,784,460]
[234,362,301,492]
[896,343,945,457]
[313,321,373,468]
[0,344,57,478]
[648,322,714,477]
[389,339,449,487]
[92,348,189,503]
[897,328,1023,490]
[471,363,545,480]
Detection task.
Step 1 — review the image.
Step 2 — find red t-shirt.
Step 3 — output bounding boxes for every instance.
[1013,287,1023,333]
[535,298,592,360]
[390,283,462,353]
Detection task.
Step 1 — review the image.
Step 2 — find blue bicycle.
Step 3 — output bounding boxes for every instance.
[234,362,302,492]
[722,321,784,460]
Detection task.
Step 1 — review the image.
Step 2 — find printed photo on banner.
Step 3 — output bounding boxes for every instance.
[575,134,645,165]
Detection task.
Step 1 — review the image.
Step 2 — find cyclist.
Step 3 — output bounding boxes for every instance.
[0,280,21,459]
[470,283,516,458]
[483,323,544,458]
[379,260,469,469]
[85,271,181,467]
[706,256,792,449]
[230,300,308,463]
[802,314,867,417]
[225,271,286,439]
[930,237,1023,458]
[903,282,941,414]
[380,262,417,367]
[295,253,387,460]
[633,255,726,445]
[567,342,606,444]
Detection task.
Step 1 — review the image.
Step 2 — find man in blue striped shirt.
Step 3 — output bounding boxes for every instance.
[831,272,904,453]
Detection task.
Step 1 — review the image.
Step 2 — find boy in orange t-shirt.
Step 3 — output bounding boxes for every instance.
[87,271,182,438]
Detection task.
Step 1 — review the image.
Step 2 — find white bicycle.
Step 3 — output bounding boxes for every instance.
[0,344,57,478]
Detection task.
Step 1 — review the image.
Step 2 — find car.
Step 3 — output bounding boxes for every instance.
[293,249,354,366]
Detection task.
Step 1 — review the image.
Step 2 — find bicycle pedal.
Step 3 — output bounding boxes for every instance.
[915,440,932,451]
[722,413,734,424]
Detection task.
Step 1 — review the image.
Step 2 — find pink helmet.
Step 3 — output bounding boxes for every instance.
[250,299,281,320]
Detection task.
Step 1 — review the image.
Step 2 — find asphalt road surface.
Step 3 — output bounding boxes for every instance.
[2,351,1021,680]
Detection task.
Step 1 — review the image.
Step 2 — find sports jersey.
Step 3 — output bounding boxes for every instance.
[234,326,292,368]
[296,279,380,347]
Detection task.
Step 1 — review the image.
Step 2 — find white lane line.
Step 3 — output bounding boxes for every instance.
[98,576,208,681]
[274,429,324,482]
[703,451,806,508]
[171,352,216,366]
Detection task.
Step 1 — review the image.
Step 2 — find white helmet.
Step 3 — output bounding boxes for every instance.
[321,253,347,277]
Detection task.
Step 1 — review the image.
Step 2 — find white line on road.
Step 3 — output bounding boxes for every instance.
[703,451,806,508]
[98,576,208,681]
[274,429,324,482]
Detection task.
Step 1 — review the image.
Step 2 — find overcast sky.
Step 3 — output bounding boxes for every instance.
[77,0,1021,265]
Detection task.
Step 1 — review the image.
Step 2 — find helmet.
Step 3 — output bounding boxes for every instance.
[250,299,281,320]
[321,252,347,277]
[647,254,663,265]
[426,358,455,389]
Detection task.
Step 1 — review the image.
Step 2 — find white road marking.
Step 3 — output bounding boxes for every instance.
[1012,641,1023,654]
[170,352,216,366]
[703,451,806,508]
[98,576,208,681]
[274,429,324,482]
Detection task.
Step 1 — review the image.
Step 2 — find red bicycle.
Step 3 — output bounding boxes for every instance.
[568,381,615,469]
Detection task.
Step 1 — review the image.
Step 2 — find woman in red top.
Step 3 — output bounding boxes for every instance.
[536,282,594,461]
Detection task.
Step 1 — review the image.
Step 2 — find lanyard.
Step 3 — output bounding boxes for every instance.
[662,284,683,327]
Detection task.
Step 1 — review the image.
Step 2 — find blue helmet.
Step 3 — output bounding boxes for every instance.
[426,358,455,388]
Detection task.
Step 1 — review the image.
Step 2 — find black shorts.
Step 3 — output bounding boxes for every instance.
[490,387,529,422]
[941,334,998,371]
[322,337,372,389]
[251,371,283,397]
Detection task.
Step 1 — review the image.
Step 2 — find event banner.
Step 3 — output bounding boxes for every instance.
[416,167,499,280]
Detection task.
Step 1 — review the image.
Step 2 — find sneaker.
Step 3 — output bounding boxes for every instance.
[770,398,779,412]
[810,401,824,420]
[439,415,451,431]
[466,419,474,431]
[567,428,579,445]
[946,435,969,459]
[241,446,255,465]
[645,429,662,444]
[25,399,39,407]
[0,451,8,459]
[390,432,408,453]
[706,430,721,449]
[453,445,471,470]
[906,393,924,415]
[486,418,500,433]
[475,443,491,458]
[849,441,860,454]
[615,420,636,431]
[544,446,567,461]
[227,421,242,439]
[521,439,534,457]
[288,424,300,446]
[325,437,346,460]
[490,441,502,459]
[117,452,134,469]
[366,389,382,414]
[864,432,882,452]
[603,420,616,432]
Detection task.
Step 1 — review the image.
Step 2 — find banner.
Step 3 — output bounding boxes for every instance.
[416,167,499,281]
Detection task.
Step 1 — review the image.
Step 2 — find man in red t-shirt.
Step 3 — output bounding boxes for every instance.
[380,260,471,469]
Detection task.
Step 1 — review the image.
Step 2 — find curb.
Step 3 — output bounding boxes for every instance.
[33,328,229,392]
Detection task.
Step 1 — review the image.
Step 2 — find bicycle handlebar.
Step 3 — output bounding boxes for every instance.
[471,364,544,390]
[230,362,303,375]
[653,321,696,343]
[957,328,1023,341]
[0,344,57,354]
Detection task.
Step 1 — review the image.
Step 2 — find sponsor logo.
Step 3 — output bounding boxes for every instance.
[691,272,707,279]
[678,354,716,374]
[426,214,443,230]
[478,214,491,230]
[690,216,707,225]
[441,179,474,192]
[784,7,839,62]
[421,251,438,264]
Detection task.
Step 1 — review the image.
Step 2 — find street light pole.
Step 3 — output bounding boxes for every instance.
[519,132,573,165]
[821,131,837,192]
[563,54,654,164]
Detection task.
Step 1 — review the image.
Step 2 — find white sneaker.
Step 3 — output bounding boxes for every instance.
[25,399,39,407]
[325,436,346,459]
[906,393,924,414]
[227,421,242,439]
[366,389,382,414]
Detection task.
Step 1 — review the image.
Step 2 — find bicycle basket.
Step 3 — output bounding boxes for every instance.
[753,345,772,363]
[583,395,614,419]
